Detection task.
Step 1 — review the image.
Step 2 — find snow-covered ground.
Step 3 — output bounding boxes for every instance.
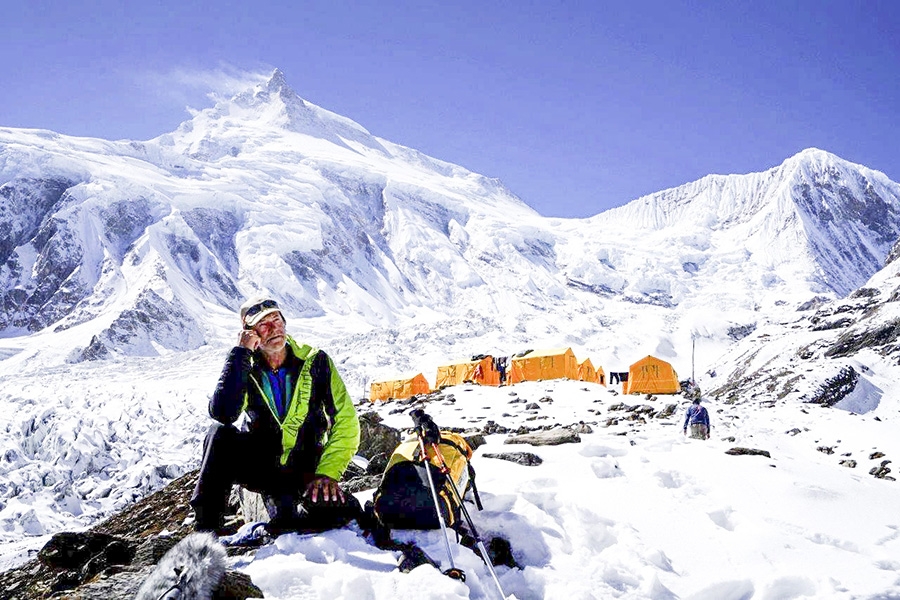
[2,315,900,598]
[224,376,900,599]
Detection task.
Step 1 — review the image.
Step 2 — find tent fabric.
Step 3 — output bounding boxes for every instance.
[577,358,606,386]
[370,373,431,402]
[508,347,578,384]
[623,355,680,395]
[435,356,500,388]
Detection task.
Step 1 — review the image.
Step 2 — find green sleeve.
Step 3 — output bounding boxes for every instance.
[315,356,361,480]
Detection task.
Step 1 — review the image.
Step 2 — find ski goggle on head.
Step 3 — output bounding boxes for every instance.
[240,297,282,328]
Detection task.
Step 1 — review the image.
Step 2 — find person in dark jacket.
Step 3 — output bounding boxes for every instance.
[683,398,710,440]
[190,295,361,534]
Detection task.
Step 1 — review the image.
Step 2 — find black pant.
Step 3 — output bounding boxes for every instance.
[190,423,359,532]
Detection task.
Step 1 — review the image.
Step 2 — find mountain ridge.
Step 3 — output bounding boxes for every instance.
[0,70,898,380]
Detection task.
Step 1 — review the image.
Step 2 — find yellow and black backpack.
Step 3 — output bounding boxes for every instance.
[372,431,481,530]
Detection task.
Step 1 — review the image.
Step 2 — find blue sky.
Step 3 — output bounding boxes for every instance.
[3,1,899,218]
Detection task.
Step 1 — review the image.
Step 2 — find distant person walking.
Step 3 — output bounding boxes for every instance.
[683,398,710,440]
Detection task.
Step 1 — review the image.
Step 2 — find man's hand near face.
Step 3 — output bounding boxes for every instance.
[238,328,261,351]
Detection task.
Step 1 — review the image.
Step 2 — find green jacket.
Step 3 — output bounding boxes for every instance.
[210,335,360,480]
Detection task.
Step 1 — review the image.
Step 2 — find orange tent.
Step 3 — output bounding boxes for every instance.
[435,356,501,388]
[577,358,605,386]
[508,347,578,384]
[370,373,431,402]
[623,355,680,395]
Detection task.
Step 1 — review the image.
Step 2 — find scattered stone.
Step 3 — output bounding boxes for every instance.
[786,428,802,436]
[725,447,772,458]
[870,460,895,480]
[505,428,581,446]
[656,404,677,418]
[525,402,541,410]
[839,460,857,468]
[570,422,593,434]
[538,396,554,403]
[463,433,486,451]
[482,421,513,435]
[482,452,543,466]
[870,451,886,460]
[817,446,835,455]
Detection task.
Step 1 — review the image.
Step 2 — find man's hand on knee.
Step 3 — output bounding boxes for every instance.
[305,475,344,504]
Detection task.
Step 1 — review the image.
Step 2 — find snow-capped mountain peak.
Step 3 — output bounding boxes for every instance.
[166,68,381,160]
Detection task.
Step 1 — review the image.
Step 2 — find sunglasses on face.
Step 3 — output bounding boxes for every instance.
[244,299,279,319]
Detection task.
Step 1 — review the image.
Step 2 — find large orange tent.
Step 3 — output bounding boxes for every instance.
[370,373,431,402]
[508,347,578,384]
[435,356,501,388]
[577,358,606,386]
[623,355,680,395]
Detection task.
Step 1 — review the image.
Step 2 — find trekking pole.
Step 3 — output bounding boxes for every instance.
[412,410,508,600]
[410,410,466,582]
[425,440,508,600]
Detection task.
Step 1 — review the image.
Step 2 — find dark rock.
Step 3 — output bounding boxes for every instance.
[482,452,543,466]
[482,420,513,435]
[219,569,266,598]
[525,402,541,410]
[804,366,859,407]
[869,460,895,480]
[850,287,880,299]
[727,323,756,341]
[656,404,677,418]
[870,451,886,460]
[817,446,835,455]
[811,316,854,331]
[825,320,900,358]
[487,536,521,569]
[839,459,857,468]
[356,411,403,474]
[463,432,487,451]
[37,532,131,570]
[725,447,772,458]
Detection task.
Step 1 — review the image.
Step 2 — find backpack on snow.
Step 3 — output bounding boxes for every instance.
[372,431,482,530]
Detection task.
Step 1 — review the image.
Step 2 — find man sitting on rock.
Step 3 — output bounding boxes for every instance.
[190,295,361,535]
[683,398,711,440]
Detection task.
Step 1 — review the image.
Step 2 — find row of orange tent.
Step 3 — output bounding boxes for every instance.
[369,349,680,402]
